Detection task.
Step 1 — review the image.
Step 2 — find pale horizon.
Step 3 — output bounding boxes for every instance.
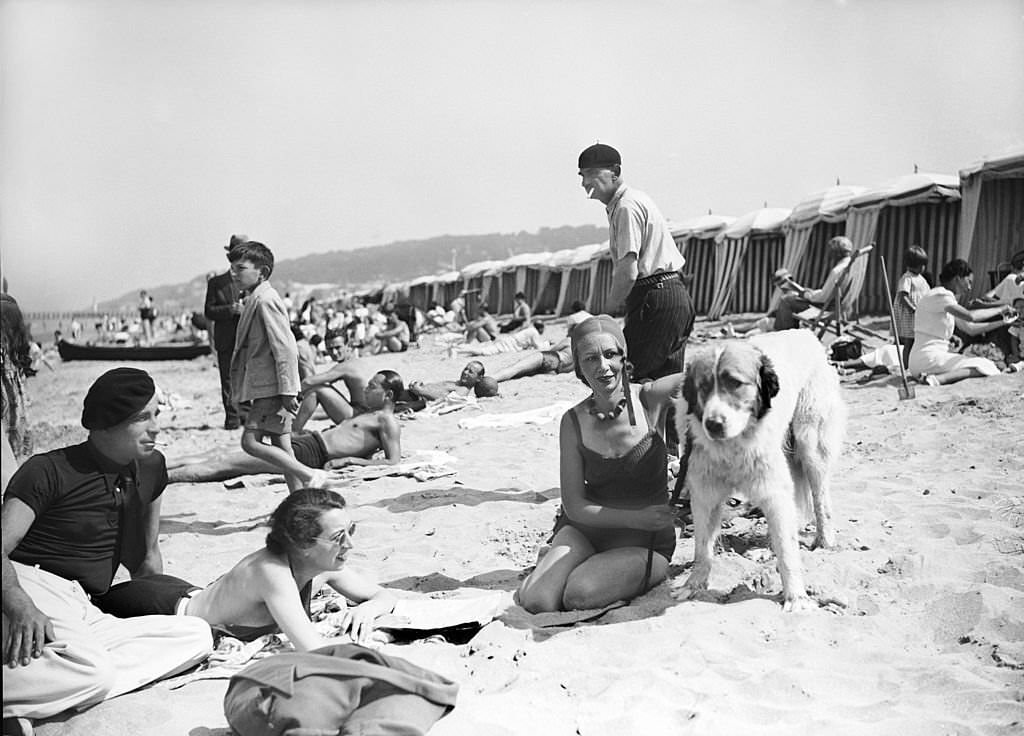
[2,0,1022,312]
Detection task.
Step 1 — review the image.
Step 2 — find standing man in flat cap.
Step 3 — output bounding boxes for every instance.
[205,234,247,430]
[578,143,694,381]
[1,368,211,729]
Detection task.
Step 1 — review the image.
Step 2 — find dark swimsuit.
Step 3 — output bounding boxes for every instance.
[291,431,329,469]
[552,407,676,561]
[213,579,313,642]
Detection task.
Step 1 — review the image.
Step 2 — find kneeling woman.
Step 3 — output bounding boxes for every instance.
[181,488,396,648]
[517,315,678,613]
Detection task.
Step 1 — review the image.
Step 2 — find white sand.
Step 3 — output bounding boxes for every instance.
[19,322,1024,736]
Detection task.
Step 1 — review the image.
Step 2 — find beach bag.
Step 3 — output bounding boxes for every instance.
[223,643,458,736]
[829,336,863,362]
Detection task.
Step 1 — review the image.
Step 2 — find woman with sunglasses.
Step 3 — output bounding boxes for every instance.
[177,488,395,648]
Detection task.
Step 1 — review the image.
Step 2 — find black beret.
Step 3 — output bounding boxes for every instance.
[578,143,621,170]
[81,368,156,430]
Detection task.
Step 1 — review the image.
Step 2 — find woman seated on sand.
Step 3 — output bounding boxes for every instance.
[517,315,677,613]
[909,258,1018,386]
[177,488,397,648]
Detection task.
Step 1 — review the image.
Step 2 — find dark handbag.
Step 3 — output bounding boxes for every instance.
[224,643,458,736]
[829,336,863,362]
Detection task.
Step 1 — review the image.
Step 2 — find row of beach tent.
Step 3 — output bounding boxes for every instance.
[358,147,1023,320]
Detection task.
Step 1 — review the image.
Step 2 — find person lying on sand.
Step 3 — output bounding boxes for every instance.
[489,305,593,384]
[168,370,405,484]
[293,329,375,431]
[407,360,499,401]
[457,320,548,356]
[173,488,397,648]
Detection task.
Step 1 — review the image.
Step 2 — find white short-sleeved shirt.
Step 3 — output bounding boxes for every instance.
[605,185,685,277]
[988,273,1024,305]
[913,286,958,341]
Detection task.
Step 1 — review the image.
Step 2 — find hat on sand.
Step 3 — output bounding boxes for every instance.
[578,143,621,170]
[82,368,156,430]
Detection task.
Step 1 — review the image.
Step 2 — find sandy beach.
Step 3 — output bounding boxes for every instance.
[17,319,1024,736]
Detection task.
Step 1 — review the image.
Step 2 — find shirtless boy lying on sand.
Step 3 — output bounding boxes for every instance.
[168,370,404,483]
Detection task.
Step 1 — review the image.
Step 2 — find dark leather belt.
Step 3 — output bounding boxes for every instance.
[634,271,680,289]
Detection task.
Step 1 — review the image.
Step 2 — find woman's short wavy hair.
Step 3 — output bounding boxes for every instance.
[265,488,347,556]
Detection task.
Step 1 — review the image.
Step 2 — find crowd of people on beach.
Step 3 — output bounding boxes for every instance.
[1,142,1019,734]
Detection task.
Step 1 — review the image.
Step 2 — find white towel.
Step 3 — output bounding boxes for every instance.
[458,401,572,430]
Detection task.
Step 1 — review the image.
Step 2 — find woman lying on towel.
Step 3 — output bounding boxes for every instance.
[517,315,678,613]
[142,489,396,648]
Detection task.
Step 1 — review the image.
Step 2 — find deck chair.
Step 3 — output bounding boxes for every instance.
[795,244,874,338]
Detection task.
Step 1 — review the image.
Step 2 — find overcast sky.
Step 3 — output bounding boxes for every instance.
[1,0,1022,311]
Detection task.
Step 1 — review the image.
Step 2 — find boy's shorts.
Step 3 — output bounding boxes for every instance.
[244,396,294,435]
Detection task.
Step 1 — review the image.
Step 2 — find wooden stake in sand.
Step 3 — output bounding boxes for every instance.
[879,255,915,400]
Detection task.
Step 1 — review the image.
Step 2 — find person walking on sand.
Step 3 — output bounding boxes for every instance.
[205,234,247,430]
[229,241,329,491]
[578,143,693,381]
[167,370,406,484]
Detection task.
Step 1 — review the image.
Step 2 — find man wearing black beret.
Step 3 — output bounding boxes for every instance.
[577,143,694,382]
[1,367,211,727]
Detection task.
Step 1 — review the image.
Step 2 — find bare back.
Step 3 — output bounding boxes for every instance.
[186,548,302,630]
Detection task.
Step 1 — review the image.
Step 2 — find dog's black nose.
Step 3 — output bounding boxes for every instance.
[704,418,725,437]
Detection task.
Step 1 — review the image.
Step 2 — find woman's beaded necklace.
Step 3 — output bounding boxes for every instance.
[587,396,628,421]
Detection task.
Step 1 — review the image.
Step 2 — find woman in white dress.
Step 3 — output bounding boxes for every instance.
[909,259,1017,386]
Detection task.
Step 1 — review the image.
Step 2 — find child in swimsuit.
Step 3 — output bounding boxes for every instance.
[517,315,680,613]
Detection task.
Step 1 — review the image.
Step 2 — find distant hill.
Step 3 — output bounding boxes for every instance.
[94,224,607,315]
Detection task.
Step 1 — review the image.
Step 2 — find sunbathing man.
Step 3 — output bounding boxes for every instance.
[406,360,499,401]
[168,370,404,484]
[293,329,374,430]
[457,320,549,356]
[166,488,397,648]
[490,304,593,383]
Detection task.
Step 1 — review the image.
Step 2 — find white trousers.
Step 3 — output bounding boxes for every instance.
[2,562,213,720]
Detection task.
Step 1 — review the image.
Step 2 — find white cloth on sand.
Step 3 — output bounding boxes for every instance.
[458,401,573,430]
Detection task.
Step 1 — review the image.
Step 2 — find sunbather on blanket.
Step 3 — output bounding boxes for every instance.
[168,371,405,483]
[407,360,499,401]
[169,488,397,648]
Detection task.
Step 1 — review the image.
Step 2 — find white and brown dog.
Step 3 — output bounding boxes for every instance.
[675,329,846,611]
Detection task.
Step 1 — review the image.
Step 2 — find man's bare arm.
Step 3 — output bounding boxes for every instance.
[2,498,54,667]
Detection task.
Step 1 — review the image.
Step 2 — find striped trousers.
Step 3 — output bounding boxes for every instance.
[624,277,694,381]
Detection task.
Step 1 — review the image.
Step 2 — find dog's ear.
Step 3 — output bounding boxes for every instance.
[681,364,700,418]
[757,354,780,418]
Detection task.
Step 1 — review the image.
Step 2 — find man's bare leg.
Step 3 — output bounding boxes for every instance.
[492,353,545,382]
[167,450,283,483]
[295,387,355,431]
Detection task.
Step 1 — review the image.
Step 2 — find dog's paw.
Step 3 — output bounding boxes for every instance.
[781,593,817,613]
[811,529,837,550]
[673,573,709,601]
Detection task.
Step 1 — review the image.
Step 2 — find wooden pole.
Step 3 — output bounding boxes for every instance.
[879,255,915,399]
